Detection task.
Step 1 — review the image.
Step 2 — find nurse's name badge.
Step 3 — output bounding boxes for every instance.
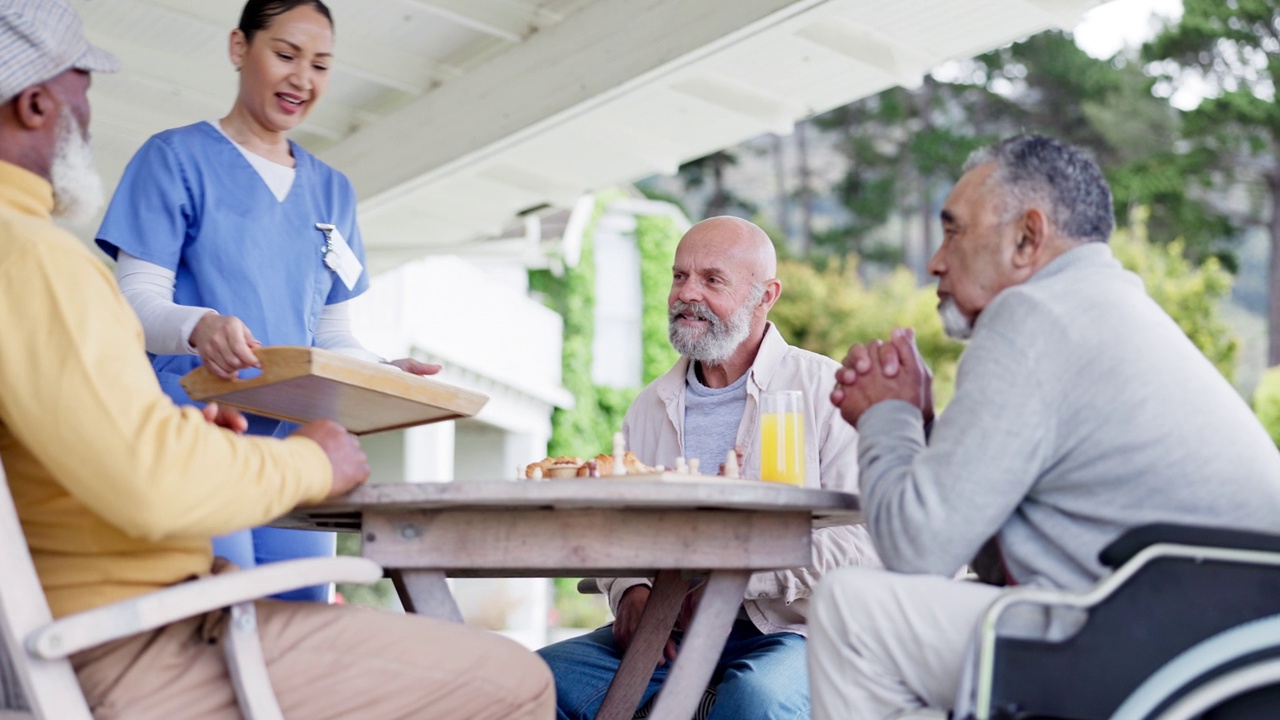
[315,222,363,291]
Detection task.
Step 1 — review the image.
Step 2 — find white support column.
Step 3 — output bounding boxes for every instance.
[405,422,456,483]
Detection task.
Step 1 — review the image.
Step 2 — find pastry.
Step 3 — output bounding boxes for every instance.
[576,451,654,477]
[524,456,583,479]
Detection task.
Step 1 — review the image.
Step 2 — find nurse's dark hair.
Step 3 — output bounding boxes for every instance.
[238,0,333,43]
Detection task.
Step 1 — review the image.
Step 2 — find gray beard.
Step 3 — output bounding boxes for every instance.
[939,296,973,341]
[668,296,755,365]
[50,108,104,225]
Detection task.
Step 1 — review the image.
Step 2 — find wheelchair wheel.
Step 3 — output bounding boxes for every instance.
[1145,658,1280,720]
[1111,615,1280,720]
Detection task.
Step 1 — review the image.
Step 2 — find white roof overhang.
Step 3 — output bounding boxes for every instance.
[74,0,1108,272]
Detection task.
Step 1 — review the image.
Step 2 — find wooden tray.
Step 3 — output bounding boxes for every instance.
[180,346,488,435]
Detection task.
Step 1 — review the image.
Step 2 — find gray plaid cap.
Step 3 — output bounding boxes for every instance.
[0,0,120,104]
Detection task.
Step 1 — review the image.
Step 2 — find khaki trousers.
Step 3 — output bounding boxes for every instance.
[807,568,1001,720]
[72,601,555,719]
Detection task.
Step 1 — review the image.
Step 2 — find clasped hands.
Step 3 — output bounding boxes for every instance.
[830,327,935,428]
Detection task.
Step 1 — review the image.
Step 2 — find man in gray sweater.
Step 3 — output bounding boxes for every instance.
[806,135,1280,719]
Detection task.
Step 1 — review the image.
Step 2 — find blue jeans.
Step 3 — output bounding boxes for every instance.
[537,619,810,720]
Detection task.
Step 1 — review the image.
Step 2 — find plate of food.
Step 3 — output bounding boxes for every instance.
[521,434,757,484]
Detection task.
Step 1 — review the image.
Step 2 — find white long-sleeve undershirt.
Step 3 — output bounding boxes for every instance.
[114,251,381,362]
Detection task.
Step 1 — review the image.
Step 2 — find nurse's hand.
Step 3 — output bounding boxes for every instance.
[388,358,442,376]
[191,313,261,379]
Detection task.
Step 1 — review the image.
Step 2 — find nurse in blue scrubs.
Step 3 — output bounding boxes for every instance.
[95,0,438,601]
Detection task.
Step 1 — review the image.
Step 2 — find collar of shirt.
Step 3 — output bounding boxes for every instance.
[0,160,54,220]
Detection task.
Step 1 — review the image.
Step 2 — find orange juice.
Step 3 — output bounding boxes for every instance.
[760,411,805,486]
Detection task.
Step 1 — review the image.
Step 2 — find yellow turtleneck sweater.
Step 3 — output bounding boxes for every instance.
[0,160,331,617]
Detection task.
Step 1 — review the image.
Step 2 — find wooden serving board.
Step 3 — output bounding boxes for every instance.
[180,346,488,435]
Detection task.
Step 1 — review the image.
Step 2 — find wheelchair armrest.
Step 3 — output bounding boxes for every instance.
[26,557,382,660]
[1099,523,1280,569]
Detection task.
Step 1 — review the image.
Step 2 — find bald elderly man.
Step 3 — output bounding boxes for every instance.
[537,217,879,719]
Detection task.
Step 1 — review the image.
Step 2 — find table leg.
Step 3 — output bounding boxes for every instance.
[596,570,687,720]
[388,569,464,623]
[647,570,751,720]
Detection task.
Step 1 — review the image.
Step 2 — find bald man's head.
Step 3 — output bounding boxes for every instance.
[680,216,777,281]
[668,217,783,366]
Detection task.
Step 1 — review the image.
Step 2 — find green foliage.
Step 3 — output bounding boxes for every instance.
[335,532,396,609]
[1111,217,1239,380]
[531,196,687,457]
[1144,0,1280,357]
[1251,366,1280,449]
[530,198,616,457]
[810,78,994,260]
[550,577,611,629]
[771,216,1239,409]
[635,215,682,383]
[770,258,965,408]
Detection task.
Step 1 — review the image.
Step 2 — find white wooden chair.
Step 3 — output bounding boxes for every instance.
[0,458,382,719]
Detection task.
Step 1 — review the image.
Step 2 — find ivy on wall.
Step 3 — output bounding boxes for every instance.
[634,214,681,383]
[530,195,685,458]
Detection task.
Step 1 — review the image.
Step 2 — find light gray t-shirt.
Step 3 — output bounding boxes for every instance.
[682,362,749,474]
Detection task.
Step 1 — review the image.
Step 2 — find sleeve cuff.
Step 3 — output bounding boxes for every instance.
[178,307,215,355]
[601,577,651,615]
[282,435,334,505]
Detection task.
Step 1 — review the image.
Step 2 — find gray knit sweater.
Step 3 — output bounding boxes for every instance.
[857,243,1280,590]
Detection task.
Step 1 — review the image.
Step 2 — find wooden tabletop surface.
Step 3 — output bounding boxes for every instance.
[277,479,861,532]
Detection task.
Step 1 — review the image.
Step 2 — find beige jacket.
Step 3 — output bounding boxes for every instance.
[600,324,880,637]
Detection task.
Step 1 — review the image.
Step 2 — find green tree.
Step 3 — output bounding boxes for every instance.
[769,257,965,407]
[812,77,997,276]
[980,31,1229,262]
[1111,213,1239,379]
[1145,0,1280,361]
[1251,365,1280,447]
[771,218,1237,409]
[677,150,757,220]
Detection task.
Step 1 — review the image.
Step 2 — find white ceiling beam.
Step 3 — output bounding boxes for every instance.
[399,0,556,42]
[794,18,930,90]
[138,0,459,93]
[321,0,831,212]
[669,76,797,136]
[1018,0,1101,29]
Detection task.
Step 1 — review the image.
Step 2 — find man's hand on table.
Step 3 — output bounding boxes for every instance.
[830,327,934,427]
[201,402,248,433]
[292,420,370,497]
[614,586,679,667]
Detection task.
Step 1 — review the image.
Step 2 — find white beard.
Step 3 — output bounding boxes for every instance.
[939,296,974,341]
[668,287,761,365]
[50,108,104,225]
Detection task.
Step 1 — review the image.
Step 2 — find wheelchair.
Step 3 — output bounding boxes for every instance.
[962,523,1280,720]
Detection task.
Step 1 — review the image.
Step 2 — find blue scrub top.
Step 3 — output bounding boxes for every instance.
[96,122,371,437]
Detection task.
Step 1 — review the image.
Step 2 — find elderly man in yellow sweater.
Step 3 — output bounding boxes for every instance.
[0,1,553,717]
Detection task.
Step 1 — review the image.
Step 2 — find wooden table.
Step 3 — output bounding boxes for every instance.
[278,479,861,720]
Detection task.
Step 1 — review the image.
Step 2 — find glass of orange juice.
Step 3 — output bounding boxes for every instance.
[760,390,805,486]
